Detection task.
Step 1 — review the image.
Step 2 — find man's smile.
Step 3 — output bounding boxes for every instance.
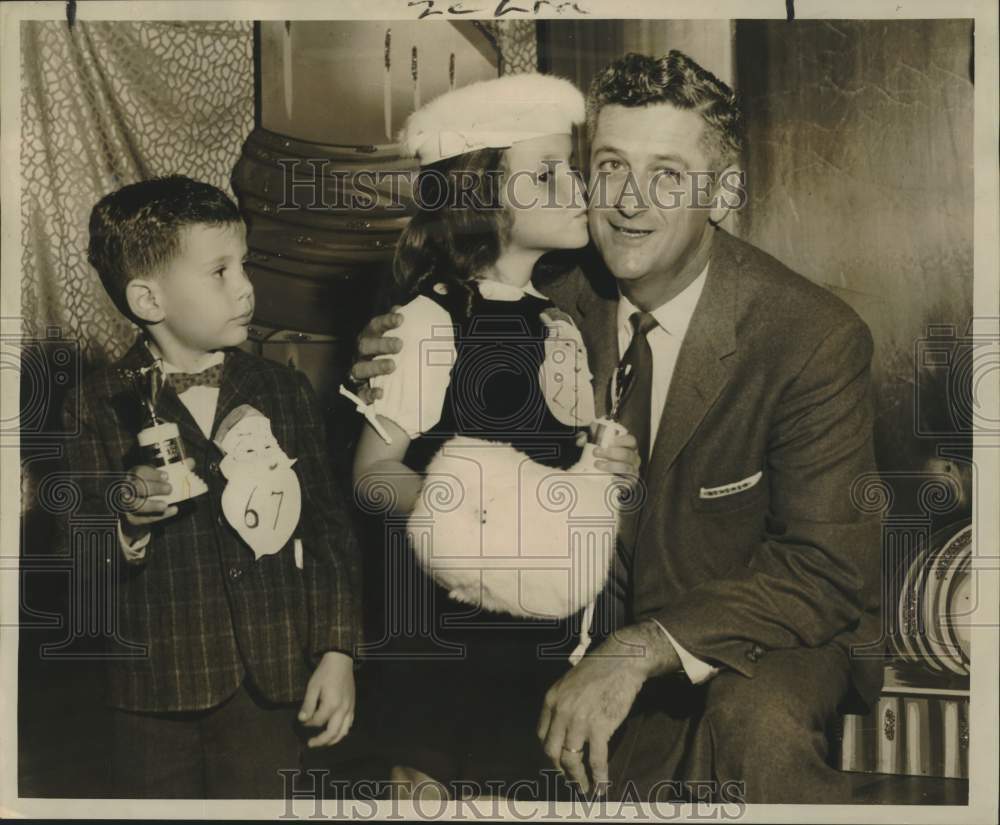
[608,221,655,240]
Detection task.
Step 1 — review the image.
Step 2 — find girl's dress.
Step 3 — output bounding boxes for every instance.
[368,277,597,787]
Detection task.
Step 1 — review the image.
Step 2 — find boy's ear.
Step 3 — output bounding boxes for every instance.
[709,164,746,227]
[125,278,165,324]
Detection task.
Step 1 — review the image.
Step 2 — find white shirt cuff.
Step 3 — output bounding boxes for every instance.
[117,519,151,563]
[649,617,721,685]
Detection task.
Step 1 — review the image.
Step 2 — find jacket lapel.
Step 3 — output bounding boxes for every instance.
[579,295,619,418]
[210,349,264,442]
[114,338,207,451]
[571,252,621,418]
[118,341,265,450]
[158,385,210,450]
[639,231,740,532]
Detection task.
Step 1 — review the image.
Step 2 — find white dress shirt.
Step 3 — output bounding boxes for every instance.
[616,264,721,685]
[118,350,225,560]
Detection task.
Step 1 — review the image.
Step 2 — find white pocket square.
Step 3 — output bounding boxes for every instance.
[699,471,763,499]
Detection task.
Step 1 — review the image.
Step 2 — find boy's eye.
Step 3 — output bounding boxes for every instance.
[537,171,550,183]
[598,159,624,172]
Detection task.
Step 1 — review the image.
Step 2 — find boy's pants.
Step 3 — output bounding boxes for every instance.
[111,679,303,799]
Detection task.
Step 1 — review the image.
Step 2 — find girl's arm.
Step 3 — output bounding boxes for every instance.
[352,415,423,515]
[349,294,455,516]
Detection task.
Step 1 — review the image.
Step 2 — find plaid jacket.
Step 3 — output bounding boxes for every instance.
[62,338,362,712]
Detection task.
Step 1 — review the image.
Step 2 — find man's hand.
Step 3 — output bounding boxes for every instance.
[537,622,681,796]
[348,310,404,404]
[298,651,356,748]
[120,459,194,541]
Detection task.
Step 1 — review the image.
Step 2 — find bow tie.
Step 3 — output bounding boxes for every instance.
[164,362,224,394]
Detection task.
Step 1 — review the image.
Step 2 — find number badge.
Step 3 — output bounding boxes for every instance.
[216,406,302,560]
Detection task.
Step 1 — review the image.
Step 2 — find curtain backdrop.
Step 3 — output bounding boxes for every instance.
[20,21,254,366]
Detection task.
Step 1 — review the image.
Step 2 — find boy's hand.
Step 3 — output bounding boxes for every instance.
[348,310,404,405]
[298,651,356,748]
[120,459,195,538]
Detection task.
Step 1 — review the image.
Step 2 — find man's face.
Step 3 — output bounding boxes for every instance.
[587,103,719,288]
[153,222,255,354]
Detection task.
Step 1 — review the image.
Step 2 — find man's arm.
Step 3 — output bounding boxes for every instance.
[537,620,681,795]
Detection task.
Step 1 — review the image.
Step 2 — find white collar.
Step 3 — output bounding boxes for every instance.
[616,263,709,339]
[146,340,226,375]
[476,278,549,302]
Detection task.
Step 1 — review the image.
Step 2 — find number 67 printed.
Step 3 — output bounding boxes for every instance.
[221,467,302,560]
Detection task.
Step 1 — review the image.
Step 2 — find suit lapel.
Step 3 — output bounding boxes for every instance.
[571,252,621,418]
[158,385,210,450]
[639,232,740,532]
[579,295,619,418]
[210,349,264,442]
[114,338,207,451]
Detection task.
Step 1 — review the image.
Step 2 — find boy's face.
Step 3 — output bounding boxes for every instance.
[148,222,254,356]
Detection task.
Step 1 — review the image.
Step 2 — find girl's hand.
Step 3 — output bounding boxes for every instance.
[591,430,641,486]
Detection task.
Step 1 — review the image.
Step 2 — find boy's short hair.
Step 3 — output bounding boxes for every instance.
[88,175,243,322]
[586,51,746,170]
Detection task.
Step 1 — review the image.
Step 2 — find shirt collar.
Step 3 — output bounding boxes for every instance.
[476,278,548,302]
[616,262,709,339]
[145,339,226,375]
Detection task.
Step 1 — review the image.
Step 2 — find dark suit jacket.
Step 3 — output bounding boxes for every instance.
[62,340,362,712]
[545,228,884,704]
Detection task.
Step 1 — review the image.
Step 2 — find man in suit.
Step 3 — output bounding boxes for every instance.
[352,51,882,803]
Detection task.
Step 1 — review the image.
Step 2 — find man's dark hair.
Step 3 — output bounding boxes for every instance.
[586,51,746,169]
[393,147,512,318]
[88,175,243,322]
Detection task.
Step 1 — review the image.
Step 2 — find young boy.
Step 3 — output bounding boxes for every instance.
[63,175,361,799]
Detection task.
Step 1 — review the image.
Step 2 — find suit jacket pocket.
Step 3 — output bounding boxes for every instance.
[693,471,767,513]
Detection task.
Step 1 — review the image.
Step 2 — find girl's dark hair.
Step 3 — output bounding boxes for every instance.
[393,147,510,318]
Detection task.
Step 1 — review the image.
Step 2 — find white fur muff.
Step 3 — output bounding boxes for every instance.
[407,436,623,621]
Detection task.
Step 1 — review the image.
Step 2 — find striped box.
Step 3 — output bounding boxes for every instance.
[834,692,969,779]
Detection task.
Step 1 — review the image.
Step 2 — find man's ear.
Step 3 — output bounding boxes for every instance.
[125,278,164,324]
[709,164,746,227]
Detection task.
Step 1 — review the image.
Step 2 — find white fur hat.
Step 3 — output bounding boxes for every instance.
[400,72,584,164]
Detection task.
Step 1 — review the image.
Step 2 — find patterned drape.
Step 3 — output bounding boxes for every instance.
[20,21,254,366]
[491,20,539,74]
